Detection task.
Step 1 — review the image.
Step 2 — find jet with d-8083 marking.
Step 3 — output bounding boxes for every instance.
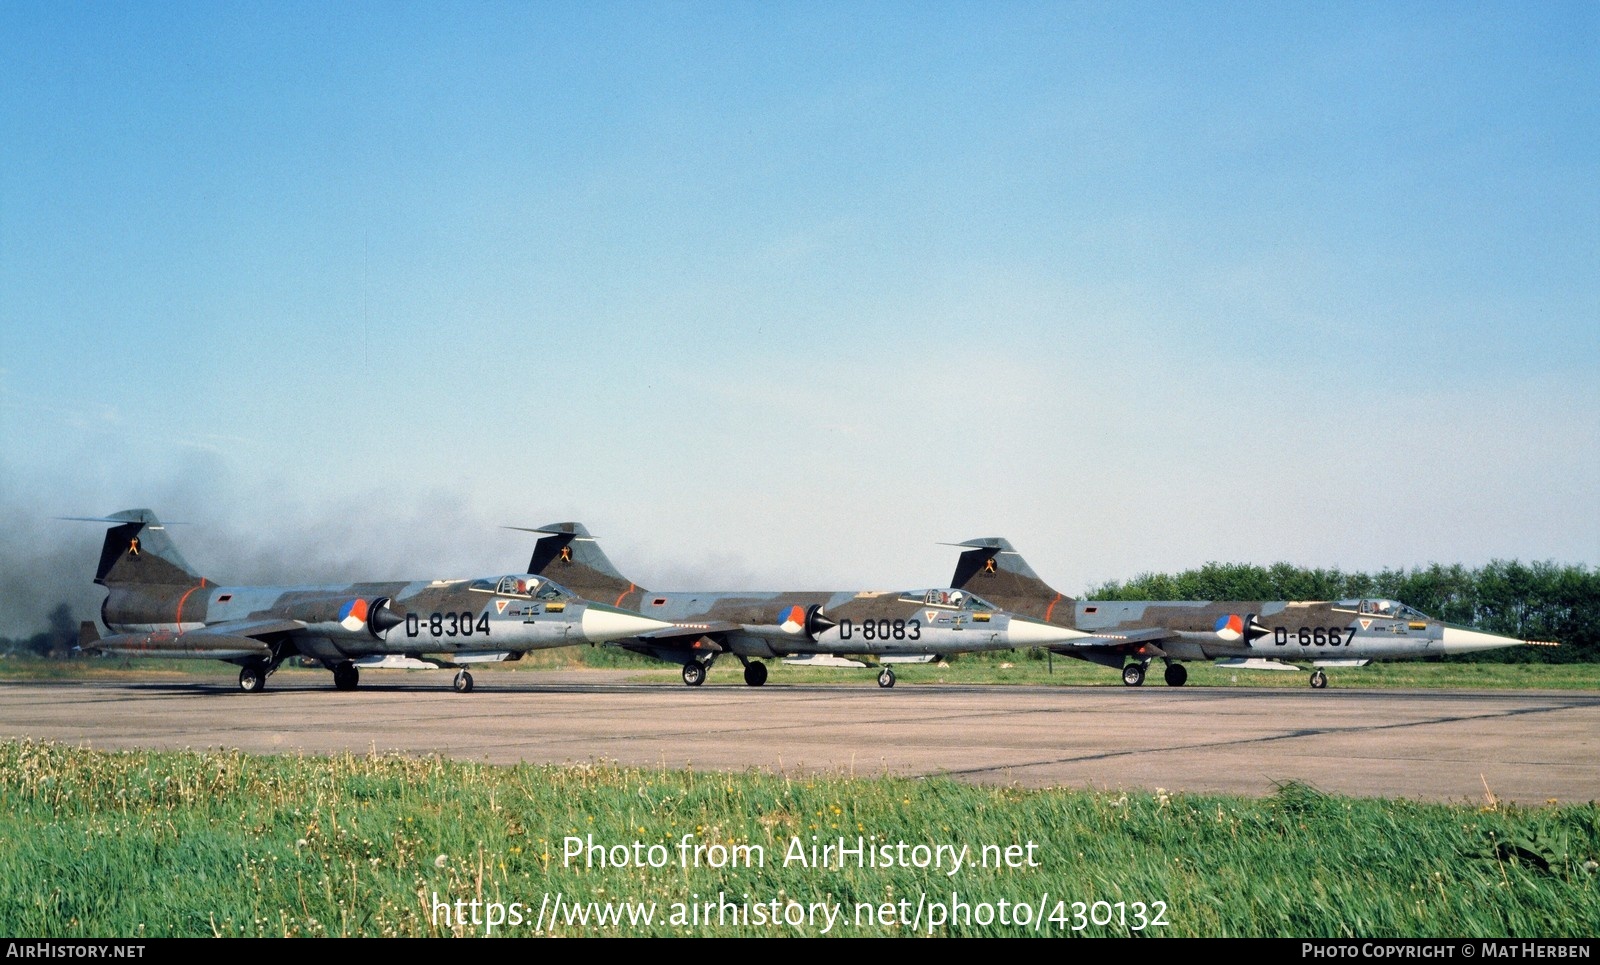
[69,510,675,694]
[518,523,1085,688]
[946,538,1556,688]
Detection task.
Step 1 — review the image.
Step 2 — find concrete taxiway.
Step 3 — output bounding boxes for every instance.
[2,671,1595,804]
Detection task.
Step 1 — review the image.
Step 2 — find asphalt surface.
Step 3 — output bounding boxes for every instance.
[4,670,1596,804]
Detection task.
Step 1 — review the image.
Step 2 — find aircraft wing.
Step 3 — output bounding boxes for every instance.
[632,621,745,644]
[635,620,848,652]
[191,618,307,639]
[1049,627,1175,656]
[80,617,307,660]
[612,620,797,663]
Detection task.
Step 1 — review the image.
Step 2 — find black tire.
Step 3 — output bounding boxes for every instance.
[877,667,895,689]
[453,670,474,694]
[333,664,359,691]
[1310,670,1328,689]
[1122,663,1146,687]
[743,662,767,687]
[239,665,266,693]
[682,662,706,687]
[1164,663,1188,687]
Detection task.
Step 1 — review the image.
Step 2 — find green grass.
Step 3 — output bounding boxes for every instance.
[5,650,1596,691]
[0,741,1595,937]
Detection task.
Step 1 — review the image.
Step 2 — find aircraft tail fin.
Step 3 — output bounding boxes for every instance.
[65,510,205,588]
[945,537,1074,623]
[513,522,642,605]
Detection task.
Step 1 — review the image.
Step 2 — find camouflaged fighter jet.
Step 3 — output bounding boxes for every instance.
[69,510,675,694]
[516,523,1085,688]
[945,538,1556,688]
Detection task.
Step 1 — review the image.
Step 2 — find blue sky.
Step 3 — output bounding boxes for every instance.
[2,2,1596,634]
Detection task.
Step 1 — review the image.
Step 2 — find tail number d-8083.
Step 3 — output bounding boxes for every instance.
[838,619,921,641]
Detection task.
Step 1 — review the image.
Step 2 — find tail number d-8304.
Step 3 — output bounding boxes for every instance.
[405,612,491,638]
[838,619,921,641]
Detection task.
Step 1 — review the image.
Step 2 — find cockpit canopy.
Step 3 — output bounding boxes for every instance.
[900,588,997,611]
[469,574,570,601]
[1336,598,1430,621]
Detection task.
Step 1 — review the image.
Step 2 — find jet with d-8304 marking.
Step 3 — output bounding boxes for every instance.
[69,510,675,693]
[946,538,1556,688]
[517,523,1084,688]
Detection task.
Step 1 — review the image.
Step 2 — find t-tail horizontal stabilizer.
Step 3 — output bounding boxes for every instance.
[62,510,204,588]
[512,522,639,604]
[943,537,1068,621]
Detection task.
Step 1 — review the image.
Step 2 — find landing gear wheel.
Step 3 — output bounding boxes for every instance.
[333,663,359,691]
[239,665,266,693]
[1164,663,1188,687]
[877,667,896,689]
[743,661,767,687]
[453,670,474,694]
[1122,662,1146,687]
[1310,669,1328,689]
[682,662,706,687]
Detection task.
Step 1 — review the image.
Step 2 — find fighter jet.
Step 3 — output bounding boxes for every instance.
[69,510,674,693]
[518,523,1084,688]
[944,538,1555,688]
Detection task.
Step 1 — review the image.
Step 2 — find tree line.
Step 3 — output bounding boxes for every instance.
[1085,560,1598,662]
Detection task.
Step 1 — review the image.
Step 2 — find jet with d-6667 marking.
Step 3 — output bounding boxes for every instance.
[519,523,1087,688]
[945,538,1556,688]
[69,510,675,693]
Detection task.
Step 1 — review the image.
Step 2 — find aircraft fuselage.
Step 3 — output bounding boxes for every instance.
[101,575,599,661]
[629,588,1058,658]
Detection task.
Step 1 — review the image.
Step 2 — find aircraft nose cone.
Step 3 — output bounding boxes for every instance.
[1004,617,1091,648]
[578,603,674,643]
[1439,626,1531,655]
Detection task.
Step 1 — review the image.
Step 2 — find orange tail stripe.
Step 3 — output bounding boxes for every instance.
[1044,592,1063,623]
[174,579,206,631]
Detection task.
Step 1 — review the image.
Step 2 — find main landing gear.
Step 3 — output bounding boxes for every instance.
[239,663,268,693]
[332,662,359,691]
[1123,660,1188,687]
[453,670,474,693]
[237,656,285,694]
[877,667,896,689]
[681,658,767,688]
[1309,669,1328,690]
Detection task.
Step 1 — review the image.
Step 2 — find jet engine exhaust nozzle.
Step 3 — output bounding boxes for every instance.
[367,597,403,637]
[780,604,837,641]
[806,605,838,639]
